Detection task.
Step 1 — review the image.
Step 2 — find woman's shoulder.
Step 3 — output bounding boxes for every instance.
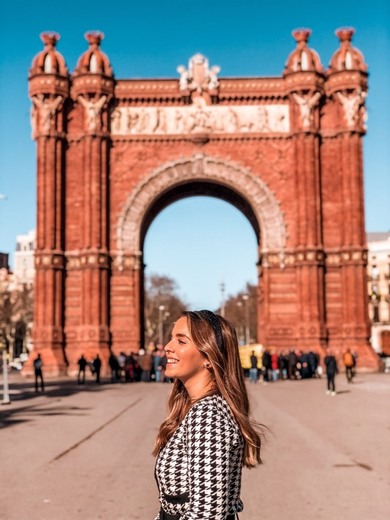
[187,395,236,424]
[190,393,224,410]
[185,394,242,442]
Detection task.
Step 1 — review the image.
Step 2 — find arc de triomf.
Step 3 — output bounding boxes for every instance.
[28,28,379,374]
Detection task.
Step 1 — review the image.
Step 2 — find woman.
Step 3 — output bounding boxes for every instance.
[154,310,262,519]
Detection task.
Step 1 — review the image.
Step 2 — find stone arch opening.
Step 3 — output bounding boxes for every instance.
[140,182,260,249]
[117,154,287,256]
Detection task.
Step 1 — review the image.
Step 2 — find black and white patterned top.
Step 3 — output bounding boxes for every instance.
[155,394,244,519]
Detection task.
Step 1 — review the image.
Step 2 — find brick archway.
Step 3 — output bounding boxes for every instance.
[117,154,286,255]
[28,31,380,373]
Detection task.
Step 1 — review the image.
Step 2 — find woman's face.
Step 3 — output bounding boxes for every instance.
[164,316,208,384]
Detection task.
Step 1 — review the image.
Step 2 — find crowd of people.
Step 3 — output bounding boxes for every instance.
[254,349,322,382]
[248,348,357,382]
[99,344,170,384]
[32,344,357,393]
[248,347,357,395]
[74,347,168,385]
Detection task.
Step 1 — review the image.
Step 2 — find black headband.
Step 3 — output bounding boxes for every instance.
[199,310,226,355]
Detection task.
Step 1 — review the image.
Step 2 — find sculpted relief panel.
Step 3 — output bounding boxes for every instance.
[111,102,290,136]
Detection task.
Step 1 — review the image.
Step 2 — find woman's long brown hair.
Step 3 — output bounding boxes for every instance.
[153,311,263,468]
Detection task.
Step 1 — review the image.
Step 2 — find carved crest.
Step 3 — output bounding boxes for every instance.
[336,88,367,130]
[177,54,220,93]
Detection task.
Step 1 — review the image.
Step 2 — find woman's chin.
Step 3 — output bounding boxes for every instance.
[165,366,176,378]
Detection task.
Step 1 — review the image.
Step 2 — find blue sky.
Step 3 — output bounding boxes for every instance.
[0,0,389,309]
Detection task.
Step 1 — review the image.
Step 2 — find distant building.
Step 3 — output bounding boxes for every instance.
[367,232,390,355]
[0,252,9,270]
[14,229,36,285]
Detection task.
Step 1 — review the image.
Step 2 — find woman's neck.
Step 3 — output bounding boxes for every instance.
[183,375,215,402]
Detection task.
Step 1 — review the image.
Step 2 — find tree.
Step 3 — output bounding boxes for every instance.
[223,283,258,345]
[0,268,33,359]
[144,274,188,346]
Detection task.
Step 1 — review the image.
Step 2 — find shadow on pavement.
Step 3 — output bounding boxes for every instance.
[0,377,119,430]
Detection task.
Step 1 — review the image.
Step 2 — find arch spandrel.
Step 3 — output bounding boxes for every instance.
[116,154,287,255]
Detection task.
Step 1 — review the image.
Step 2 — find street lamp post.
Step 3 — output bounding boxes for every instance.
[0,340,11,405]
[242,294,250,345]
[0,195,11,404]
[220,281,226,317]
[158,305,165,345]
[236,301,244,345]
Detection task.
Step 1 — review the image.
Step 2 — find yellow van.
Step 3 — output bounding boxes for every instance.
[239,344,263,370]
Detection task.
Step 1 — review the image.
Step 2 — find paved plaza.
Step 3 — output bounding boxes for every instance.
[1,372,389,520]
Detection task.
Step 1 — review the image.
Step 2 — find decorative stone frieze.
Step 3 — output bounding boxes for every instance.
[111,102,290,136]
[262,250,325,267]
[35,252,65,268]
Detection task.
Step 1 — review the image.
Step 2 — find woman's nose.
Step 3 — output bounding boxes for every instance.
[164,339,173,353]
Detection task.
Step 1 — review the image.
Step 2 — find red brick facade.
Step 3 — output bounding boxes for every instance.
[28,29,379,374]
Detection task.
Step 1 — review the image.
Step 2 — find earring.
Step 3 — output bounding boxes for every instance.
[204,363,211,369]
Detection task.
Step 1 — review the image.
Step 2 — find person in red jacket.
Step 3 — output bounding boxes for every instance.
[271,351,279,381]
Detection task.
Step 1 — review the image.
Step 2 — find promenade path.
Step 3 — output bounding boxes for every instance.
[1,372,389,520]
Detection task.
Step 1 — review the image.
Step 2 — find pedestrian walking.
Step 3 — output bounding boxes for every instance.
[158,353,169,382]
[77,354,88,384]
[33,353,44,392]
[139,348,153,382]
[108,353,120,382]
[92,354,102,383]
[343,348,356,383]
[287,349,298,379]
[324,350,338,396]
[249,350,258,383]
[117,351,126,382]
[262,349,271,382]
[271,351,279,381]
[308,351,318,378]
[154,310,263,519]
[153,345,164,382]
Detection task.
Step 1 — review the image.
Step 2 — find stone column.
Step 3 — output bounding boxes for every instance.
[68,88,113,366]
[284,69,327,352]
[27,33,69,375]
[325,67,378,368]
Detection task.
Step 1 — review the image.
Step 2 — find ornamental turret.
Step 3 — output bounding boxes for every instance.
[28,32,69,137]
[284,29,324,133]
[29,32,68,79]
[329,28,367,73]
[284,29,323,75]
[326,28,368,133]
[72,31,114,98]
[71,31,114,135]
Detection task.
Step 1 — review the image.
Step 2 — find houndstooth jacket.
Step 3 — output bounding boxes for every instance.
[155,394,244,519]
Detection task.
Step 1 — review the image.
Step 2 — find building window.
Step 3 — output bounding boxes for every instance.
[89,54,98,73]
[371,265,379,280]
[373,304,380,323]
[44,54,52,73]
